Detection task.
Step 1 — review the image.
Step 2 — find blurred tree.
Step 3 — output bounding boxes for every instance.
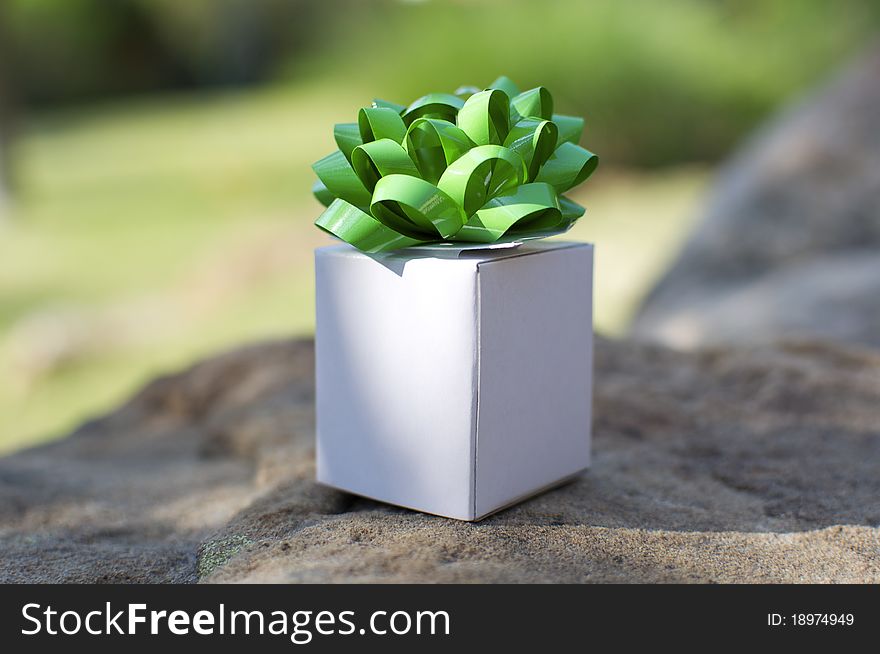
[0,4,16,214]
[4,0,323,105]
[139,0,323,86]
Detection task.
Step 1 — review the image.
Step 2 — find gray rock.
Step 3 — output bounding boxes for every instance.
[638,251,880,349]
[632,45,880,349]
[1,337,879,583]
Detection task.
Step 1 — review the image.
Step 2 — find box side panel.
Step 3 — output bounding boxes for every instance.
[475,244,593,518]
[315,247,478,520]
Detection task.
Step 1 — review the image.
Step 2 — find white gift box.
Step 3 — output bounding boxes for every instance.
[315,241,593,521]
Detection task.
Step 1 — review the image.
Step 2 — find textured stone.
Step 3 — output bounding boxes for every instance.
[632,45,880,349]
[1,337,878,583]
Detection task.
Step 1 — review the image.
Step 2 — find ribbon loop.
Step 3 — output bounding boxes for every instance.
[402,93,465,126]
[351,139,420,191]
[559,194,586,221]
[552,113,585,145]
[333,123,363,162]
[504,118,559,182]
[372,98,406,114]
[312,150,372,210]
[535,142,599,193]
[358,107,407,144]
[488,75,521,99]
[457,89,510,146]
[371,174,466,239]
[404,118,474,184]
[311,179,334,208]
[437,145,526,216]
[454,183,562,243]
[316,198,430,253]
[510,87,554,122]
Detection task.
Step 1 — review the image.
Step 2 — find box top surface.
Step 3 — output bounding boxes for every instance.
[316,240,593,269]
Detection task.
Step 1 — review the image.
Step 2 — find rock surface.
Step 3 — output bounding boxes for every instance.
[632,45,880,349]
[1,337,879,583]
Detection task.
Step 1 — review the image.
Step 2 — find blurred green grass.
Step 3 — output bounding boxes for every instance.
[0,81,706,453]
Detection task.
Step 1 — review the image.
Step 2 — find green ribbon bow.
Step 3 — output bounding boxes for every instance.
[312,76,598,252]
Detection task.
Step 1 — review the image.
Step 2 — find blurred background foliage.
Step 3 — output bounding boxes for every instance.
[6,0,879,164]
[0,0,878,452]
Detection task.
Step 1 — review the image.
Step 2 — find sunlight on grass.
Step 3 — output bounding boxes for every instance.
[564,167,707,332]
[0,84,709,454]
